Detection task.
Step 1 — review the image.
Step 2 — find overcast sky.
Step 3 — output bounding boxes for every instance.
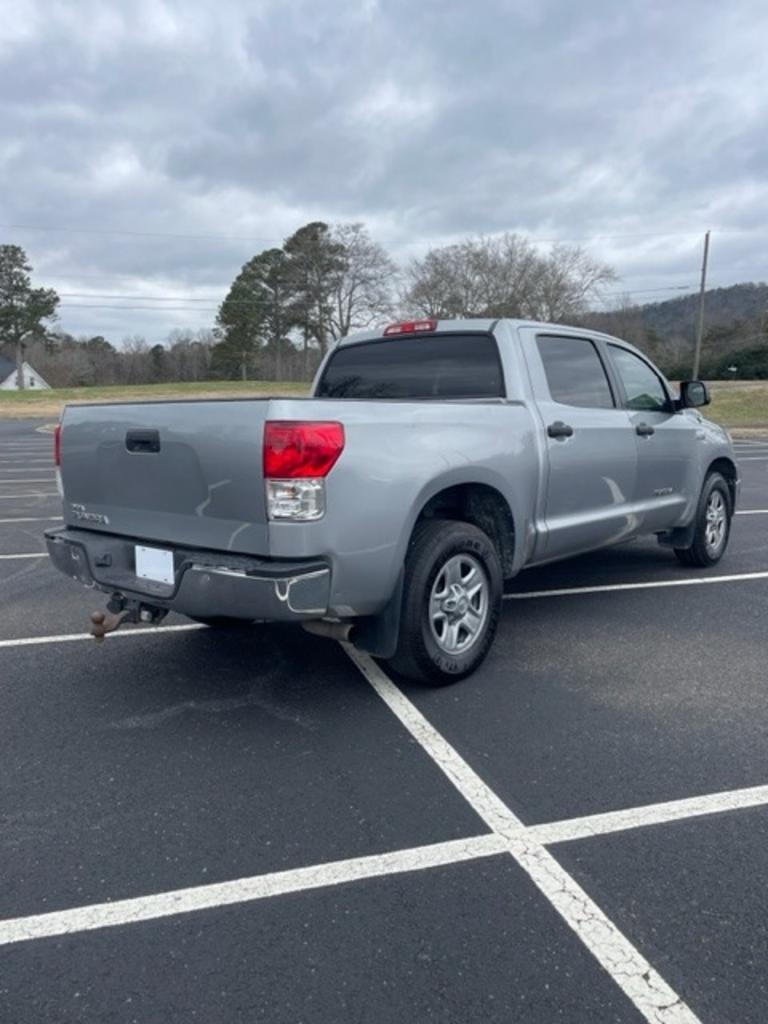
[1,0,767,343]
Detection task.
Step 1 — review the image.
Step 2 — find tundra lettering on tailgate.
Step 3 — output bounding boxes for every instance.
[70,503,110,526]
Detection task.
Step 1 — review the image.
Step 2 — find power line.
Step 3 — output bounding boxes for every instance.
[58,303,219,311]
[59,292,225,302]
[56,283,706,303]
[56,281,739,315]
[1,220,748,246]
[47,269,225,283]
[2,223,281,243]
[600,285,694,298]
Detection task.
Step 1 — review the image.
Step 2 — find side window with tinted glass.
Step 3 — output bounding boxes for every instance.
[609,346,669,412]
[536,336,615,409]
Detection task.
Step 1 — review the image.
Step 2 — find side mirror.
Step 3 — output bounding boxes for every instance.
[679,380,710,408]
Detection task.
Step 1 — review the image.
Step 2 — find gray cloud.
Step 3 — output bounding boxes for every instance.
[1,0,766,341]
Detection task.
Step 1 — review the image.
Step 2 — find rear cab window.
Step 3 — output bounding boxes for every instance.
[317,333,505,399]
[536,335,615,409]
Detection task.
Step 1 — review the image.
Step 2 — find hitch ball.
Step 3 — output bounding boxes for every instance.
[90,608,132,643]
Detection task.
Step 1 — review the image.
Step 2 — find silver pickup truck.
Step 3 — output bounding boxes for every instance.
[46,318,738,684]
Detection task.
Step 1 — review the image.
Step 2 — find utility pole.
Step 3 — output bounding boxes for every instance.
[692,230,710,379]
[16,339,25,390]
[15,333,30,391]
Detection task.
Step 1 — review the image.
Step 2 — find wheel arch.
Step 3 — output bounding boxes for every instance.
[706,456,738,509]
[352,477,520,661]
[411,481,517,577]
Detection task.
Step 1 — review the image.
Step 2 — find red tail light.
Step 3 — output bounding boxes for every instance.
[54,423,62,467]
[383,319,437,336]
[263,421,344,479]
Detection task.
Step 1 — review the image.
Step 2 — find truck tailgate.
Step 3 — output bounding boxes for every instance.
[60,400,271,554]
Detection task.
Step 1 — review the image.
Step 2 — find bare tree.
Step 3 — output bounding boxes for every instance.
[166,328,215,381]
[121,335,150,384]
[404,234,540,318]
[329,223,398,339]
[404,234,615,322]
[529,245,617,322]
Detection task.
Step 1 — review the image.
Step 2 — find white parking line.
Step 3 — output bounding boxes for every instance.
[0,553,47,560]
[344,648,699,1024]
[505,570,768,601]
[0,623,205,650]
[2,617,768,1021]
[0,626,706,1021]
[528,784,768,845]
[0,479,56,484]
[0,493,57,499]
[0,516,62,524]
[0,834,507,947]
[737,509,768,515]
[738,456,768,461]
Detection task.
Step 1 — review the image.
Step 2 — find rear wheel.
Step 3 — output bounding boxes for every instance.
[386,519,502,685]
[674,472,732,567]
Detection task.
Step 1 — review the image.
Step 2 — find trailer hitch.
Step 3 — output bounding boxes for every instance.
[90,596,167,642]
[90,607,134,642]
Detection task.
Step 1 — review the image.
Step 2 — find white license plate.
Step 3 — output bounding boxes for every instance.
[135,545,174,585]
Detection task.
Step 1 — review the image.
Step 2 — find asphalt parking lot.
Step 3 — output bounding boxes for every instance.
[1,419,767,1023]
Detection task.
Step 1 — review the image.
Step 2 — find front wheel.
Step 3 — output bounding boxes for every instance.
[386,519,503,686]
[674,472,733,567]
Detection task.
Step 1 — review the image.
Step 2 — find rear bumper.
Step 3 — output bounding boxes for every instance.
[45,527,331,621]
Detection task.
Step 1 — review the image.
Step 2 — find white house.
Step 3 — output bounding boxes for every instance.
[0,354,51,390]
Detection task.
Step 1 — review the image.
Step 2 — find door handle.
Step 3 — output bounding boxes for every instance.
[547,421,574,439]
[126,429,161,453]
[635,423,655,437]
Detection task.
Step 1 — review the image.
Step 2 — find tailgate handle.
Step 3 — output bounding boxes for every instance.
[126,429,160,454]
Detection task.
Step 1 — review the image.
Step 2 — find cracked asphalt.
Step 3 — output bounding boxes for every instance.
[1,418,767,1023]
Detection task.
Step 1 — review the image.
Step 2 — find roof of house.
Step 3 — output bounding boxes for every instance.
[0,355,15,380]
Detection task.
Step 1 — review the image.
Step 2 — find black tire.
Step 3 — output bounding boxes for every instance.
[386,519,503,686]
[674,472,732,568]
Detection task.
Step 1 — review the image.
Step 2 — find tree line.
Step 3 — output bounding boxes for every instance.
[0,228,617,387]
[2,230,766,388]
[210,223,617,381]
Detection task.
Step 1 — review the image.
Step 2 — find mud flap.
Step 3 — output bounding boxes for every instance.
[351,570,404,659]
[657,522,696,548]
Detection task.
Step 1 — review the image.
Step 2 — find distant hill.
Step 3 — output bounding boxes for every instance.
[589,282,767,341]
[581,282,768,377]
